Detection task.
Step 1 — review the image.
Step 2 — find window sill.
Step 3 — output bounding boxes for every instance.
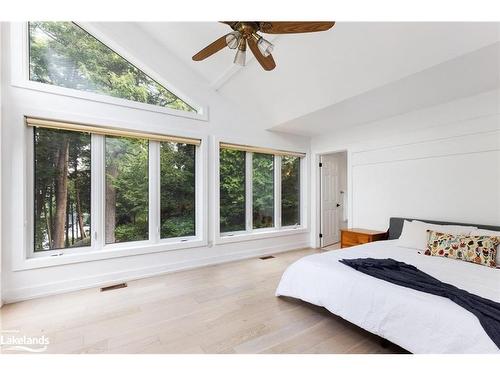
[13,238,207,271]
[12,80,209,122]
[215,227,308,245]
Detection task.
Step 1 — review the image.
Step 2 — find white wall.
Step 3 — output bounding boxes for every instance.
[310,89,500,245]
[0,22,3,308]
[0,23,310,303]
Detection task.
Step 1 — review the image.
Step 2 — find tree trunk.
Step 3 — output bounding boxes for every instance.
[48,185,54,247]
[65,193,70,247]
[35,186,46,228]
[105,163,118,244]
[52,138,69,249]
[43,197,52,248]
[75,187,85,239]
[71,200,75,245]
[73,161,86,239]
[35,185,47,248]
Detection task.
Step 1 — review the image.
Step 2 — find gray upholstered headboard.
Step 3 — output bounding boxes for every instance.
[387,217,500,240]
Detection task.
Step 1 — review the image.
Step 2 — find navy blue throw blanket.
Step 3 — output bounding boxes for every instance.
[339,258,500,349]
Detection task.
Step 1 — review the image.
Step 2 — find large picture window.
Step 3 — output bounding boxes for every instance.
[29,117,202,260]
[105,136,149,244]
[34,128,91,251]
[219,144,304,236]
[28,21,196,113]
[160,142,196,239]
[219,149,246,233]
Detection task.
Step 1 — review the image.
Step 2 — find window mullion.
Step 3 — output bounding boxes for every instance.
[275,155,282,229]
[149,141,160,244]
[92,134,104,250]
[245,152,253,232]
[300,157,305,227]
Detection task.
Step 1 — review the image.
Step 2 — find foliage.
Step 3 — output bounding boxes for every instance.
[114,222,149,243]
[252,153,274,228]
[281,156,300,226]
[34,131,300,250]
[219,149,246,232]
[105,137,149,243]
[34,128,91,251]
[29,21,195,112]
[161,217,195,239]
[219,151,301,233]
[160,143,196,238]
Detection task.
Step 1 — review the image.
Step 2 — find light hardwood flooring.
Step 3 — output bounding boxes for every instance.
[0,247,407,354]
[322,242,341,251]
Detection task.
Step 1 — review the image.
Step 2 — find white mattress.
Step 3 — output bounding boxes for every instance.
[276,240,500,354]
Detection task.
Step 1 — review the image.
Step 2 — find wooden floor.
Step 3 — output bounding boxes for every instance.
[0,247,406,354]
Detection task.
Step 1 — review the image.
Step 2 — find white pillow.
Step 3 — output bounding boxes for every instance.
[471,229,500,265]
[397,220,423,249]
[397,220,477,250]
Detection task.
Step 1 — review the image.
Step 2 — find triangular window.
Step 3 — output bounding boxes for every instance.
[29,22,196,113]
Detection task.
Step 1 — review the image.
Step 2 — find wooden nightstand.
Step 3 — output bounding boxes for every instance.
[340,228,388,248]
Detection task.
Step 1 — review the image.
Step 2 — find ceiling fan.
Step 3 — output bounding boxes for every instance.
[192,21,335,71]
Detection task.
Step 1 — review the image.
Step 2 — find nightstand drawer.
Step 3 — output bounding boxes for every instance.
[340,228,387,249]
[342,231,370,245]
[342,240,366,248]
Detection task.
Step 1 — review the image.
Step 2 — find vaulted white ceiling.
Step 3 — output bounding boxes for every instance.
[137,22,500,135]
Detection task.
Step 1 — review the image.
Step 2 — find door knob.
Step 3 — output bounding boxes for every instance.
[336,203,340,207]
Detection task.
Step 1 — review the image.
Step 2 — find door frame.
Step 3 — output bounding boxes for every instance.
[315,148,350,248]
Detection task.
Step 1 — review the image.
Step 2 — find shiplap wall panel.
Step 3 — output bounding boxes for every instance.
[350,120,500,230]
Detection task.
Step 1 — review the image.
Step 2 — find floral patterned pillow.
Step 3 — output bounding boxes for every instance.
[425,230,499,268]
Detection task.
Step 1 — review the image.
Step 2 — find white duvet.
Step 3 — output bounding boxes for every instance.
[276,240,500,354]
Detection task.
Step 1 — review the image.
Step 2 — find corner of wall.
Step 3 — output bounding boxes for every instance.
[0,22,4,308]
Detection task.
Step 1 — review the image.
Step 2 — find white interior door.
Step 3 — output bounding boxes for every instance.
[320,154,341,247]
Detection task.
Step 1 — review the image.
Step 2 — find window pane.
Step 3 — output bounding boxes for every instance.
[281,156,301,226]
[29,22,196,112]
[105,136,149,244]
[34,128,91,251]
[160,142,196,239]
[219,149,246,233]
[253,153,274,229]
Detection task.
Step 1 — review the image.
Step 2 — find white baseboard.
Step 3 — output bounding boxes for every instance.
[2,241,310,304]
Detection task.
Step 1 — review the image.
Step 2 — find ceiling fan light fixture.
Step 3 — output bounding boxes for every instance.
[234,37,247,66]
[193,22,335,71]
[234,48,246,66]
[257,37,274,57]
[226,31,241,49]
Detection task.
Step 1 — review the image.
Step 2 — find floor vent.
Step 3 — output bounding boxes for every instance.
[259,255,275,260]
[100,283,127,292]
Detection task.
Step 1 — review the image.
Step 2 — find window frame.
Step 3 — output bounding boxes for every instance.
[158,142,198,241]
[251,152,276,230]
[218,148,247,235]
[280,155,302,228]
[10,22,208,122]
[18,114,207,271]
[214,139,308,245]
[31,126,93,254]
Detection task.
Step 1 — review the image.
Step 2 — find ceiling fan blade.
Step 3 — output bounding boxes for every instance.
[192,34,229,61]
[247,38,276,71]
[259,21,335,34]
[219,21,238,29]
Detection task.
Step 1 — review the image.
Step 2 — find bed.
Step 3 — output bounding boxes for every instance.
[275,217,500,354]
